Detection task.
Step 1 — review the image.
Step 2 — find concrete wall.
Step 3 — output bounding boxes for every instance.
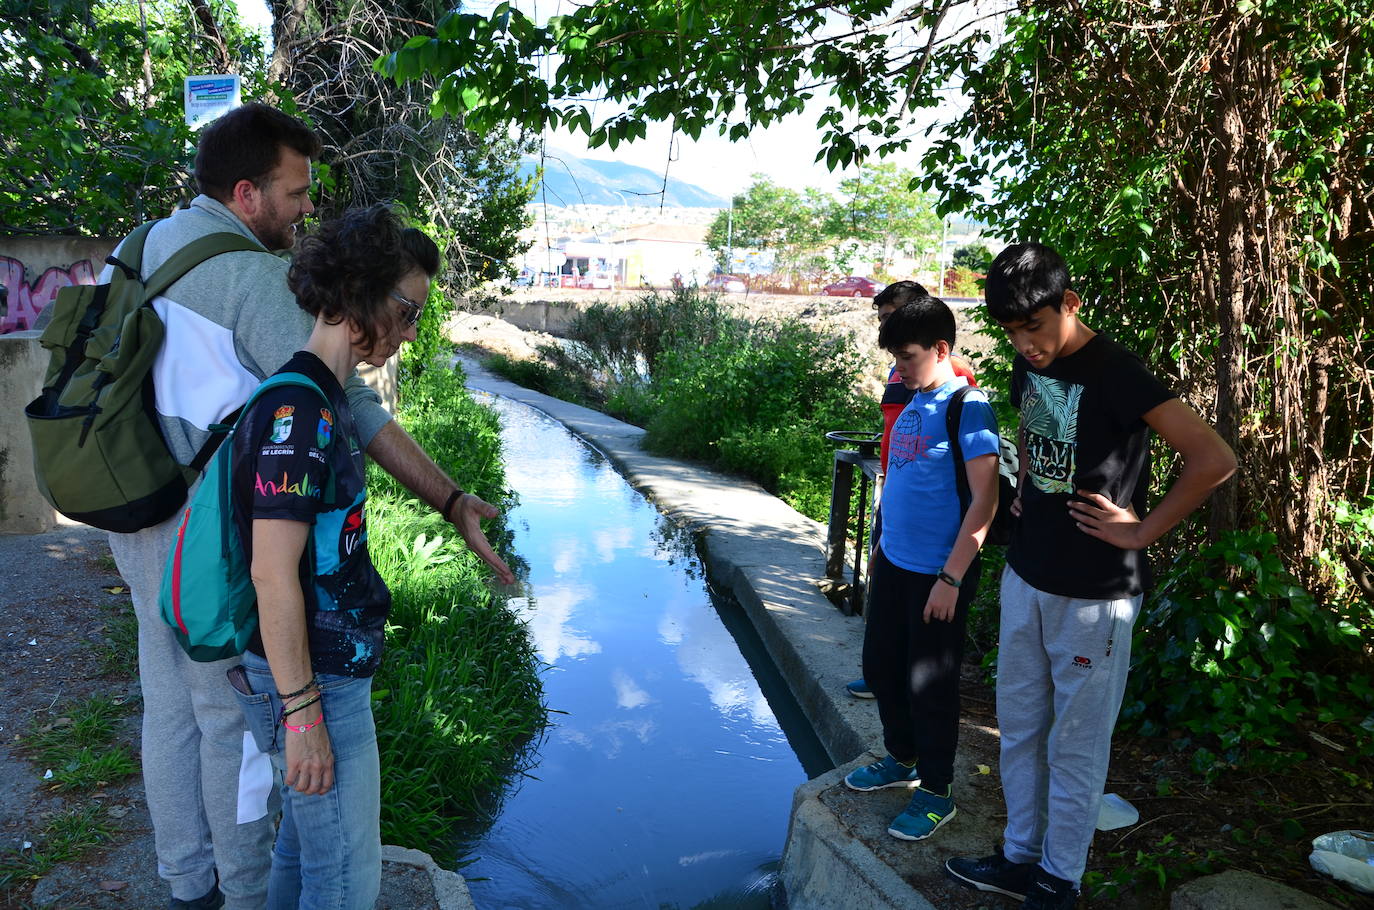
[0,332,55,534]
[477,299,580,337]
[0,236,117,334]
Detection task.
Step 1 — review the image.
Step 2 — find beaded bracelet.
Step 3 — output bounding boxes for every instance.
[278,675,318,700]
[282,694,321,718]
[284,715,323,734]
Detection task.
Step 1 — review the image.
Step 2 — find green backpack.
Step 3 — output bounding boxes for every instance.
[160,371,331,662]
[24,220,267,532]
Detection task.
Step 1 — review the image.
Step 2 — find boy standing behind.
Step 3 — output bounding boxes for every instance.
[946,243,1236,908]
[843,296,1000,841]
[847,281,978,700]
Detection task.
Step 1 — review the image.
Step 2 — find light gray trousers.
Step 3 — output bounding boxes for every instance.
[996,564,1141,886]
[109,508,275,908]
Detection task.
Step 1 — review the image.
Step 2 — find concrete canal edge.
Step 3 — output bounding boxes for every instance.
[459,356,927,909]
[381,845,476,909]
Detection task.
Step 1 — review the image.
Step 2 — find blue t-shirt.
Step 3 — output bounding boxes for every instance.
[878,377,1000,574]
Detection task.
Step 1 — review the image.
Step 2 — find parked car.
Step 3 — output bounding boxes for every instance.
[705,274,747,293]
[578,271,615,289]
[821,276,886,298]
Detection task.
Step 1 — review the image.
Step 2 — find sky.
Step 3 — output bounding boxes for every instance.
[230,0,976,199]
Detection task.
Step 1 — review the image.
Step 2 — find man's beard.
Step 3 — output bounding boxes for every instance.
[248,201,296,251]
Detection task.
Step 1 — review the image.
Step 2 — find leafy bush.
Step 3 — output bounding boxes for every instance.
[641,308,872,516]
[1122,526,1374,780]
[398,222,459,392]
[1323,496,1374,630]
[366,365,545,859]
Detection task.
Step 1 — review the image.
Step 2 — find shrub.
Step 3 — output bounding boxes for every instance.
[1121,526,1374,780]
[490,288,872,520]
[644,314,873,516]
[398,221,460,392]
[482,347,600,409]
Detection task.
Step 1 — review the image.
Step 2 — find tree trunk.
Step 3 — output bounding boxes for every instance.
[1208,37,1246,539]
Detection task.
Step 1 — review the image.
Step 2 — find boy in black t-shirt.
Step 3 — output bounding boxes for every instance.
[945,243,1235,910]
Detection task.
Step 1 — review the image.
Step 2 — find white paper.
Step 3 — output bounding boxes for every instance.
[236,731,273,824]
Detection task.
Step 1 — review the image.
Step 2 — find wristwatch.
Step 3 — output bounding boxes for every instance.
[937,570,962,588]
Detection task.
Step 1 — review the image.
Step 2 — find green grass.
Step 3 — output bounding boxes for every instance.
[24,695,139,792]
[366,365,546,863]
[95,601,139,678]
[0,806,114,887]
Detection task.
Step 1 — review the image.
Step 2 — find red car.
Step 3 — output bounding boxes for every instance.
[822,276,886,298]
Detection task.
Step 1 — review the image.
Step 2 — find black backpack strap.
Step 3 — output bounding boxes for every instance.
[188,405,244,473]
[105,220,159,281]
[947,384,973,521]
[142,232,269,302]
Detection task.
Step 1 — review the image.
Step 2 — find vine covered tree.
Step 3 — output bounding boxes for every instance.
[0,0,269,234]
[1,0,534,289]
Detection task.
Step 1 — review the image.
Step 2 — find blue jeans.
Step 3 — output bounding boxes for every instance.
[234,651,381,910]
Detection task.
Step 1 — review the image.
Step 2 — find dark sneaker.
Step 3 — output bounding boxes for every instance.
[887,786,956,841]
[843,754,921,791]
[945,850,1037,900]
[845,678,876,699]
[169,885,224,910]
[1023,868,1079,909]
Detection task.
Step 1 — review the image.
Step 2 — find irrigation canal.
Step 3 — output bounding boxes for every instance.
[456,393,833,910]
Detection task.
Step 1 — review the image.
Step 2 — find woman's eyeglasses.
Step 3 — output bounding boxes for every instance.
[390,290,424,328]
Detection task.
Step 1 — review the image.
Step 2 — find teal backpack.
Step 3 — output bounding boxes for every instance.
[160,371,330,662]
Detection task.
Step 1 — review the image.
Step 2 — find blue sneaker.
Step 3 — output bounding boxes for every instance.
[844,754,921,791]
[845,678,876,699]
[888,786,957,841]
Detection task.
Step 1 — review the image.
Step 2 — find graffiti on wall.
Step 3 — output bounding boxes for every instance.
[0,258,97,334]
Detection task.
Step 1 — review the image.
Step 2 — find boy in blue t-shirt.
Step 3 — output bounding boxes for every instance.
[842,295,1001,842]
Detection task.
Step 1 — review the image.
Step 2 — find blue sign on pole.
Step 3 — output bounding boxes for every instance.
[184,75,242,130]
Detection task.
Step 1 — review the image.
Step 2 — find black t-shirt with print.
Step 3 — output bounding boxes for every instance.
[1007,333,1175,600]
[231,351,391,677]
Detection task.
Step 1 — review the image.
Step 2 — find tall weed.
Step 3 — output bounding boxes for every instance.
[366,364,545,860]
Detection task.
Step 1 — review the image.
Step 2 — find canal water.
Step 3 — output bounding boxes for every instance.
[458,394,832,910]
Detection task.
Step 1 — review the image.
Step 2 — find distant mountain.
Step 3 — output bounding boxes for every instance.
[519,151,729,208]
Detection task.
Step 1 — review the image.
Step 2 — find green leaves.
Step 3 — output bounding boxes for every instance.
[1123,525,1374,782]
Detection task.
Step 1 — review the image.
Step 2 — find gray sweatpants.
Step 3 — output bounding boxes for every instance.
[109,508,275,908]
[996,564,1141,886]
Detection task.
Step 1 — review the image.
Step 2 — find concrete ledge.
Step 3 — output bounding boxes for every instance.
[0,330,55,534]
[781,762,937,910]
[381,845,475,909]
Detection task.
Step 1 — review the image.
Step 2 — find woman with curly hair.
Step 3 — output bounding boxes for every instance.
[227,204,437,909]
